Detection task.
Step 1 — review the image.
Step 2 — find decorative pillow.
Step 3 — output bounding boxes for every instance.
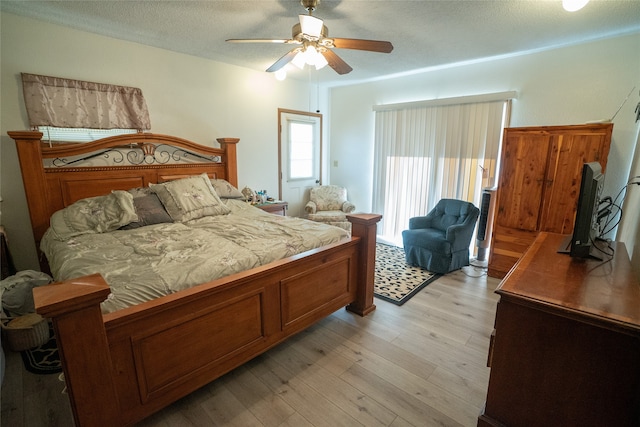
[119,193,173,230]
[49,190,138,240]
[150,173,230,222]
[210,179,245,199]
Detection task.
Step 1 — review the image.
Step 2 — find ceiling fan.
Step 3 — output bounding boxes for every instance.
[226,0,393,75]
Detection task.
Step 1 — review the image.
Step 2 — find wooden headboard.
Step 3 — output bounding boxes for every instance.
[9,131,239,269]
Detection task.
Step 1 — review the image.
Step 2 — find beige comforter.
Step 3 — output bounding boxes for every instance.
[41,199,349,313]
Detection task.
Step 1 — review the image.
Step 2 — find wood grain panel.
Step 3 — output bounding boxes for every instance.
[540,131,611,233]
[281,256,352,329]
[63,176,145,204]
[133,293,264,402]
[495,131,549,231]
[487,225,538,279]
[486,299,640,426]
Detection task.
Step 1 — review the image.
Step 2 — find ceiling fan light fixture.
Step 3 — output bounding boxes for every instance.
[562,0,589,12]
[314,52,328,70]
[291,45,328,71]
[305,45,328,69]
[291,51,307,69]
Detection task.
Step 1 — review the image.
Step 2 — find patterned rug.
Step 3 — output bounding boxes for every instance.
[374,243,440,305]
[20,322,62,375]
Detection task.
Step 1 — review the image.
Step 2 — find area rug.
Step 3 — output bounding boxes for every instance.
[374,243,440,305]
[20,322,62,375]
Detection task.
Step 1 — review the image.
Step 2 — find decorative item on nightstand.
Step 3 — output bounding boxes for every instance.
[241,186,256,203]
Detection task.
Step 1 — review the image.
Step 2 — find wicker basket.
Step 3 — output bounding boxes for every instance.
[1,313,49,351]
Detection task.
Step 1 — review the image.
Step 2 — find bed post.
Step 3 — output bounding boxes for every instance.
[217,137,239,188]
[346,213,382,316]
[34,274,121,427]
[8,131,50,246]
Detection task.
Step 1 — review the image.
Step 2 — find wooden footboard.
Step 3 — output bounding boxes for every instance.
[34,214,380,427]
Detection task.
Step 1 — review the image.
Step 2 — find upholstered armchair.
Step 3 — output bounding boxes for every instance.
[305,185,356,234]
[402,199,479,274]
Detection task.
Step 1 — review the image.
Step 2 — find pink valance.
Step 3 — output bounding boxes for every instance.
[21,73,151,130]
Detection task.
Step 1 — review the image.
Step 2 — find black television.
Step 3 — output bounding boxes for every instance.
[566,161,607,259]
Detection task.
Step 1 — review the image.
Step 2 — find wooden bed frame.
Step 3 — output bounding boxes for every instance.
[9,131,381,427]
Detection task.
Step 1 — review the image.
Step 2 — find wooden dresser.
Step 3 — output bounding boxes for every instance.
[479,232,640,427]
[488,123,612,279]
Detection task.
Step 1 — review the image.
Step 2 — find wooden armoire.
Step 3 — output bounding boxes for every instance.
[487,123,613,279]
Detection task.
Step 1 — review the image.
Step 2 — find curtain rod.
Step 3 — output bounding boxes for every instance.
[372,91,518,112]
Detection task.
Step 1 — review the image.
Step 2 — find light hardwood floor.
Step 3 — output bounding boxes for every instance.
[1,265,499,427]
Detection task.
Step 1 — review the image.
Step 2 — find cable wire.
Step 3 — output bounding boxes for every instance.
[598,179,640,237]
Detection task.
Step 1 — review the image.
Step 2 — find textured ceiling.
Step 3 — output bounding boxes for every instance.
[2,0,640,85]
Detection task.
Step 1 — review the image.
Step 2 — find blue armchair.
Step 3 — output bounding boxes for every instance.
[402,199,480,274]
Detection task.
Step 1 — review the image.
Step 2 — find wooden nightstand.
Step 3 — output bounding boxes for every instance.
[256,202,288,216]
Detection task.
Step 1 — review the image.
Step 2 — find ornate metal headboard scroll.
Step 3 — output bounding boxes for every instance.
[49,142,222,168]
[26,132,236,172]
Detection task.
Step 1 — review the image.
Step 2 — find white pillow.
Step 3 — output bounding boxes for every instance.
[150,173,230,222]
[49,190,138,240]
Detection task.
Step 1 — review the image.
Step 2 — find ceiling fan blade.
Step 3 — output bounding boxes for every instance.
[299,14,324,38]
[266,49,299,72]
[321,49,353,75]
[226,39,291,44]
[331,38,393,53]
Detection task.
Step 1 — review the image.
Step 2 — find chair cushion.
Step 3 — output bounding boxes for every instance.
[429,201,473,231]
[307,211,348,222]
[431,212,463,231]
[402,228,451,253]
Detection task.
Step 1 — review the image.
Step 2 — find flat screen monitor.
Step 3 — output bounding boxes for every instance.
[569,161,606,259]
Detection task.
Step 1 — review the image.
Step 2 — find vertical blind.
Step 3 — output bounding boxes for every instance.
[372,94,513,246]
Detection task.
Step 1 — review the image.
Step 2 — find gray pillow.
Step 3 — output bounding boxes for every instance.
[119,193,173,229]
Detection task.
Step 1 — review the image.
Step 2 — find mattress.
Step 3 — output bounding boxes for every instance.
[41,199,349,313]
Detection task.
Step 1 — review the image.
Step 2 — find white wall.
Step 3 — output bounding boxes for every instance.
[1,12,327,270]
[329,33,640,271]
[618,130,640,279]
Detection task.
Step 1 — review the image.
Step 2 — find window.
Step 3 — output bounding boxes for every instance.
[288,121,316,180]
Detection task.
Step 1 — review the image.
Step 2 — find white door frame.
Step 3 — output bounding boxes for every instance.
[278,108,323,217]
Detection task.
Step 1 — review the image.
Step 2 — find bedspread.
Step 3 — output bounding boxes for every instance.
[41,199,349,313]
